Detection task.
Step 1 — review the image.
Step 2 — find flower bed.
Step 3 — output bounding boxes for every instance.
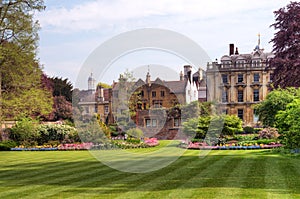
[180,142,283,150]
[10,139,160,151]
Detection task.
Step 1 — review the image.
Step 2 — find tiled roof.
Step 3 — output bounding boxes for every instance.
[164,81,186,94]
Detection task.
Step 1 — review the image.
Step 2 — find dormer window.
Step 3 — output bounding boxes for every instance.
[236,60,245,67]
[252,60,261,67]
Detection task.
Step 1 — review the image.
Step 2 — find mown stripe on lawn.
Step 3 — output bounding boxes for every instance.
[69,150,205,199]
[165,150,245,199]
[264,155,291,199]
[112,150,230,199]
[0,153,111,198]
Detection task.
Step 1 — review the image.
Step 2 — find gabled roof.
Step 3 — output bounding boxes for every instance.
[164,81,186,94]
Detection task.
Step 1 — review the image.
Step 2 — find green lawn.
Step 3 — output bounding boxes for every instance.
[0,144,299,198]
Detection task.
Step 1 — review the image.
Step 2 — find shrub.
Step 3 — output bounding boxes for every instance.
[126,128,143,139]
[258,127,279,139]
[37,124,79,145]
[0,140,17,151]
[10,117,39,146]
[243,126,254,134]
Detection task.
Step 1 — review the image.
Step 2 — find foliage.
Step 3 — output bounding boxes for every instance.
[97,82,112,89]
[255,87,298,127]
[112,69,137,132]
[97,114,111,137]
[52,96,73,121]
[258,127,280,139]
[269,1,300,88]
[126,128,143,139]
[276,99,300,149]
[0,1,52,120]
[50,77,73,102]
[10,117,39,146]
[76,116,109,143]
[243,126,254,134]
[181,101,212,121]
[37,124,79,145]
[0,140,17,151]
[183,114,242,140]
[222,115,243,136]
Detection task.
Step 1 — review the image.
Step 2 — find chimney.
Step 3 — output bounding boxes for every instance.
[235,47,239,55]
[229,44,234,56]
[180,71,184,81]
[184,65,192,83]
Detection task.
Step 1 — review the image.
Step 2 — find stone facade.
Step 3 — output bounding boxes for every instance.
[110,65,203,139]
[206,43,274,126]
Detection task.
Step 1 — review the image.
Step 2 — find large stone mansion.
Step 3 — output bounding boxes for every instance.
[78,40,274,131]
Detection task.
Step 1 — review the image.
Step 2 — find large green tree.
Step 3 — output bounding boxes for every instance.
[0,1,52,120]
[255,87,299,127]
[276,99,300,149]
[269,1,300,88]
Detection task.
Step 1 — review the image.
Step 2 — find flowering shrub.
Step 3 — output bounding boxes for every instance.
[258,127,280,139]
[144,138,159,147]
[58,143,93,150]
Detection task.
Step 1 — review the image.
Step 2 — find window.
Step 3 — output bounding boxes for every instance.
[238,109,244,120]
[153,100,162,108]
[222,74,228,83]
[152,91,156,97]
[253,89,259,102]
[238,74,243,83]
[104,105,109,114]
[253,109,259,123]
[252,60,261,67]
[141,90,144,97]
[222,109,228,115]
[146,119,151,127]
[222,90,228,103]
[238,90,244,102]
[174,118,180,127]
[143,103,147,110]
[152,119,157,127]
[236,61,245,67]
[254,73,260,82]
[160,90,165,97]
[145,119,157,127]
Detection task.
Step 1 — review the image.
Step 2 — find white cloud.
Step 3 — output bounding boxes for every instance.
[37,0,292,88]
[37,0,289,33]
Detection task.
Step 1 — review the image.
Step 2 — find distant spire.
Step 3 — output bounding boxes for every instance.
[254,33,261,51]
[146,65,151,86]
[258,33,261,47]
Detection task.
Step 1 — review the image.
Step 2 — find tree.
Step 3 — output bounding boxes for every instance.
[0,1,51,120]
[276,99,300,149]
[255,87,298,127]
[51,77,73,102]
[269,1,300,88]
[182,114,242,141]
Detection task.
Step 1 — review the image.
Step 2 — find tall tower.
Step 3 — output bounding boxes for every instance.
[88,73,95,91]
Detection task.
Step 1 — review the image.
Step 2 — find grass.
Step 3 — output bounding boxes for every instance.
[0,142,299,198]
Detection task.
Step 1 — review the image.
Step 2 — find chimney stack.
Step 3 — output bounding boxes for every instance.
[229,44,234,56]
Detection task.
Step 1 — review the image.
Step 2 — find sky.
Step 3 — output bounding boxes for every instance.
[36,0,291,89]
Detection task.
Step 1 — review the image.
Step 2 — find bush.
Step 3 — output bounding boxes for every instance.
[126,128,143,139]
[258,127,279,139]
[243,126,254,134]
[0,140,17,151]
[10,117,39,147]
[37,124,79,145]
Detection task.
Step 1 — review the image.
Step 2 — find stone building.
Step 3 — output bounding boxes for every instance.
[77,73,97,120]
[206,41,274,126]
[111,65,203,139]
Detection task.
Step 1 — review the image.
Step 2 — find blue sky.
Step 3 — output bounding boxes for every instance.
[36,0,291,89]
